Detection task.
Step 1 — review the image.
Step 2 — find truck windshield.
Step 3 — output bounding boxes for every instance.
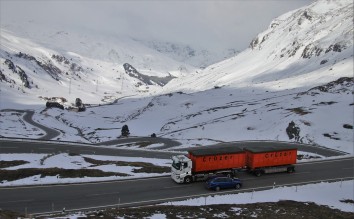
[172,161,181,170]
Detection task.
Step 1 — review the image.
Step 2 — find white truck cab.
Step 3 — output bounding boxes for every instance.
[171,155,193,183]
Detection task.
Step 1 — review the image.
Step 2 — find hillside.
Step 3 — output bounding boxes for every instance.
[0,25,203,108]
[0,0,353,153]
[165,0,353,92]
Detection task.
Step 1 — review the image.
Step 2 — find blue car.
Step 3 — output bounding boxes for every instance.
[205,177,242,191]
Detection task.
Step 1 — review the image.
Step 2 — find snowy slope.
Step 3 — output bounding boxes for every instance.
[0,0,353,154]
[165,0,353,92]
[0,25,200,109]
[138,39,239,69]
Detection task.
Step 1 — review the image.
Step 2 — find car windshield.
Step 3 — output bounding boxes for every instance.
[172,161,181,170]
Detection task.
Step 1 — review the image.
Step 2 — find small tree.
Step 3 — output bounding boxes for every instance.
[286,121,300,141]
[75,98,82,107]
[121,125,130,137]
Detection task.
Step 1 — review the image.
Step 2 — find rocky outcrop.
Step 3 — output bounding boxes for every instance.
[123,63,175,87]
[17,52,62,81]
[16,66,30,88]
[4,59,31,88]
[299,77,354,96]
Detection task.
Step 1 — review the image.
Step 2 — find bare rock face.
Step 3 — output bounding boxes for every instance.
[4,59,31,88]
[123,63,175,87]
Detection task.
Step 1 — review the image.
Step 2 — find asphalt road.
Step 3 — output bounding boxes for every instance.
[22,111,61,140]
[0,110,61,140]
[0,138,347,159]
[1,157,353,215]
[0,110,351,216]
[0,140,181,159]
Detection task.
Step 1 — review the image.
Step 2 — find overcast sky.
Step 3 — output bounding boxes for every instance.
[1,0,312,52]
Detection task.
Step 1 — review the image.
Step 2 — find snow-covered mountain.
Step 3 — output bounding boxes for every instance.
[137,40,239,69]
[1,0,353,153]
[0,26,202,107]
[165,0,353,92]
[0,20,242,108]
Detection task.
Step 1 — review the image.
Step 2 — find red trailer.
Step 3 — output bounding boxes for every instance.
[171,144,247,182]
[244,145,297,176]
[171,142,298,183]
[188,145,246,173]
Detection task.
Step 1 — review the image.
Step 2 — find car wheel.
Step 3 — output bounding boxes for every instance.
[184,176,192,184]
[235,183,241,189]
[215,186,220,191]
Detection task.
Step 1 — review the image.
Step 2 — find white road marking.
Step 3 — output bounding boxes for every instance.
[35,176,354,217]
[80,150,96,154]
[0,199,34,204]
[163,185,193,189]
[296,157,354,165]
[86,192,120,197]
[292,171,311,175]
[241,172,311,181]
[0,176,170,190]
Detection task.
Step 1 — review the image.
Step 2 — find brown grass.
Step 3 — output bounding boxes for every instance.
[0,168,129,182]
[39,200,354,219]
[83,157,170,174]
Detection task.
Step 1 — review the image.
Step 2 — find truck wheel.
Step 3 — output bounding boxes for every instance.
[287,167,295,173]
[184,176,192,184]
[235,183,241,189]
[215,186,220,191]
[255,170,262,177]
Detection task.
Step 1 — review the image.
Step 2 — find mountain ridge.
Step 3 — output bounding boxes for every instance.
[0,0,353,153]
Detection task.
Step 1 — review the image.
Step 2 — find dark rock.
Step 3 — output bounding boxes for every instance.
[301,44,323,59]
[4,59,16,72]
[343,124,353,129]
[320,60,328,65]
[46,101,64,110]
[16,66,30,88]
[123,63,175,86]
[325,43,345,53]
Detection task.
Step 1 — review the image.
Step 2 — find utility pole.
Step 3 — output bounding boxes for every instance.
[121,72,124,93]
[69,73,72,94]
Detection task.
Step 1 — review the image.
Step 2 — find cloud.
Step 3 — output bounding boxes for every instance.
[0,0,312,51]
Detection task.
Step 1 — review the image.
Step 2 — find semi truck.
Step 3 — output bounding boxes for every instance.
[171,142,297,183]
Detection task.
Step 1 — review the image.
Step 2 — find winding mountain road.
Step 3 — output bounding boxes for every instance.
[0,109,347,157]
[0,109,352,216]
[0,110,61,140]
